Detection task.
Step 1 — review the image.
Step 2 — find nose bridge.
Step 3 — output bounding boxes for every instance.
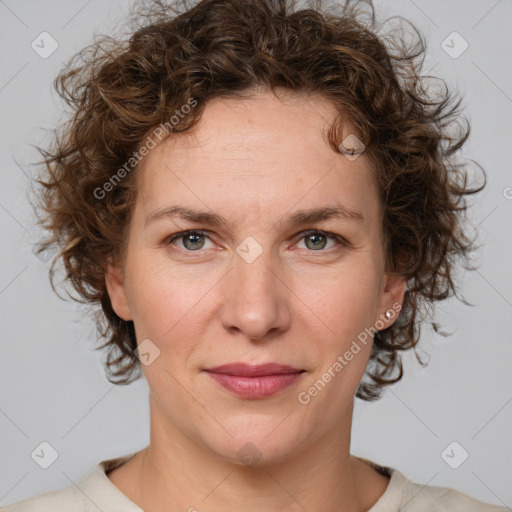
[220,238,290,339]
[232,238,279,300]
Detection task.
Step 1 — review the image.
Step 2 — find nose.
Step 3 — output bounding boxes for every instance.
[219,247,292,342]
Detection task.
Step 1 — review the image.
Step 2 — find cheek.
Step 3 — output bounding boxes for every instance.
[300,275,380,406]
[124,256,216,347]
[295,260,382,341]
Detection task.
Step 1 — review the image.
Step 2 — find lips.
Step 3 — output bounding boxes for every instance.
[203,363,305,399]
[204,363,304,377]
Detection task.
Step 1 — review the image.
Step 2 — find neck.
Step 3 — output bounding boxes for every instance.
[109,395,388,512]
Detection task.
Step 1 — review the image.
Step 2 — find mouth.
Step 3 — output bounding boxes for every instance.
[204,362,304,377]
[203,363,306,399]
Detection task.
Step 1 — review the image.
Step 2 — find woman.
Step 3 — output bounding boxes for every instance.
[3,0,506,510]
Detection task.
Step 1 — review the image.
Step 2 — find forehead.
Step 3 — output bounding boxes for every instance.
[134,90,380,228]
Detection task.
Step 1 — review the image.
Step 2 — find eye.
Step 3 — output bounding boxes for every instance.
[166,230,215,251]
[295,230,347,251]
[165,229,348,254]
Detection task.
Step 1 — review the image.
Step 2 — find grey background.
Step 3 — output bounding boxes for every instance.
[0,0,511,508]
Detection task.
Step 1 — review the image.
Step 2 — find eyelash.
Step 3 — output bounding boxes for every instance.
[165,229,349,254]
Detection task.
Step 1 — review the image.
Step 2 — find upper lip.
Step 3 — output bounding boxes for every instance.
[204,363,304,377]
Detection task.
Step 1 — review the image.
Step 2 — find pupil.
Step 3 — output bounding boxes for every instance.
[307,234,326,250]
[185,233,204,250]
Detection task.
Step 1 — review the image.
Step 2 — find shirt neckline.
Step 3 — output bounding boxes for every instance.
[85,451,405,511]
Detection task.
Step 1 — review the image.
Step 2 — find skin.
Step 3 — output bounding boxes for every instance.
[105,88,406,512]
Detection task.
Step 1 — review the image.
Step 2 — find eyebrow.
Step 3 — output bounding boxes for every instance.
[144,204,365,229]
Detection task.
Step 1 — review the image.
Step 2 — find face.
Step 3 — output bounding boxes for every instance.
[106,89,405,465]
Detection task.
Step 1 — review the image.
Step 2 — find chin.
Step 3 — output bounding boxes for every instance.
[198,414,309,468]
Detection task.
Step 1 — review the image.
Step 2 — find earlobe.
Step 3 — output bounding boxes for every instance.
[104,259,133,321]
[379,273,407,326]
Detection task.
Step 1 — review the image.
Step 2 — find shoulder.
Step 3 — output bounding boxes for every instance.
[355,456,508,512]
[389,467,508,511]
[1,452,142,512]
[1,470,100,512]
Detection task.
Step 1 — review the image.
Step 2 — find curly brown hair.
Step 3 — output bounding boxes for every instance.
[32,0,485,401]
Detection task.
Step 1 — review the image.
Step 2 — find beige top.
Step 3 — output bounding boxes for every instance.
[1,452,507,511]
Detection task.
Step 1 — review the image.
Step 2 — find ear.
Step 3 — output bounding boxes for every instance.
[376,272,407,327]
[105,257,133,321]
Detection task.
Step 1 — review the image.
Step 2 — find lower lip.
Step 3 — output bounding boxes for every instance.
[205,371,304,399]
